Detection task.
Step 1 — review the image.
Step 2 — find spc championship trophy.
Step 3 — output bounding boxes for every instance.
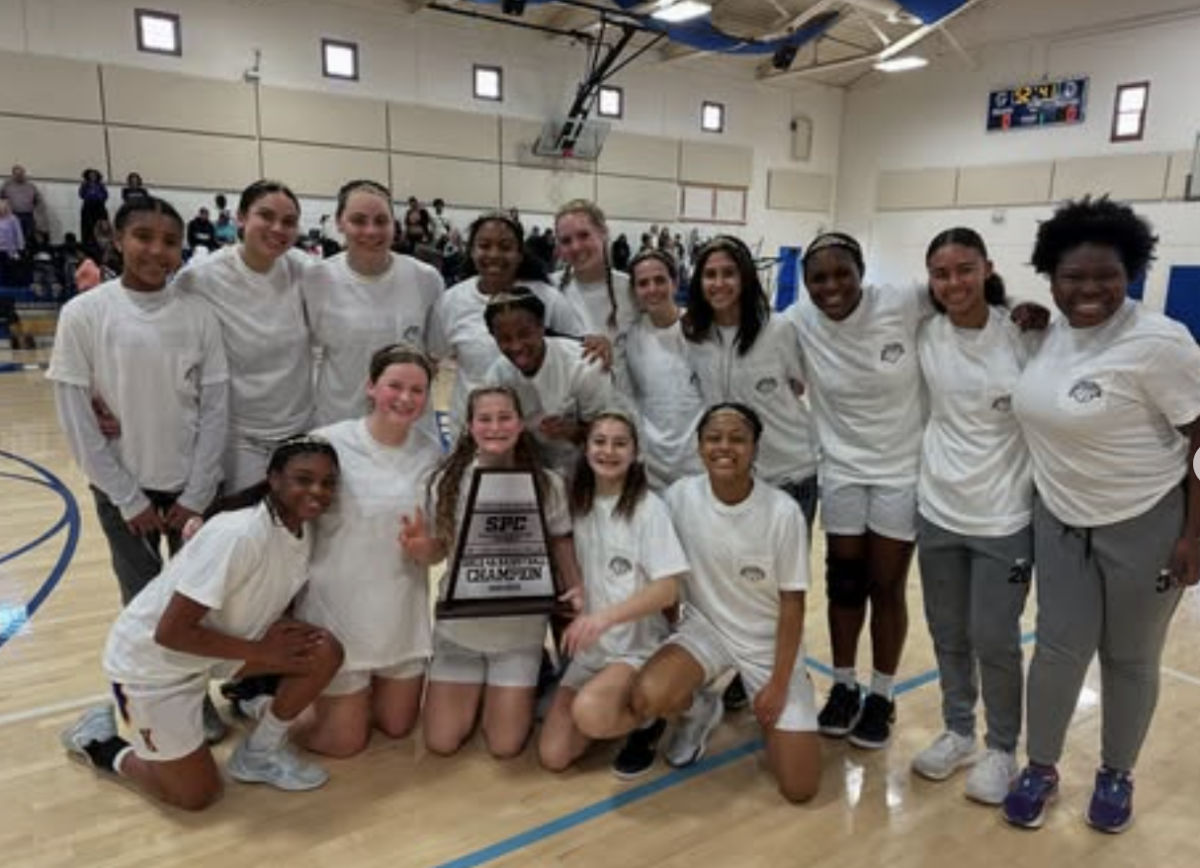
[436,467,562,618]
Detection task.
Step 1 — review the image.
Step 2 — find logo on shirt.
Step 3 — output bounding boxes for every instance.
[608,556,633,576]
[991,395,1012,412]
[1068,379,1103,404]
[689,371,700,389]
[880,342,906,364]
[739,565,766,583]
[754,376,779,395]
[403,325,423,343]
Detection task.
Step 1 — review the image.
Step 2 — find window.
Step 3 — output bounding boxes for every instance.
[701,100,725,134]
[597,85,623,119]
[474,65,503,102]
[1111,81,1149,142]
[322,39,359,81]
[135,8,181,56]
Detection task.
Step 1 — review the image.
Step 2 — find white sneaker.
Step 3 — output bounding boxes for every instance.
[202,695,228,745]
[911,731,977,781]
[965,748,1019,805]
[60,705,118,766]
[227,741,329,792]
[664,690,724,768]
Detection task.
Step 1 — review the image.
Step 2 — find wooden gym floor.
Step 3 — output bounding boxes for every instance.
[2,345,1198,868]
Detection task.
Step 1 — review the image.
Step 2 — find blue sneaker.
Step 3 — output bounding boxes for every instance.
[1086,767,1134,834]
[1002,764,1059,829]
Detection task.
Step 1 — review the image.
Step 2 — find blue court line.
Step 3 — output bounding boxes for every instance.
[0,450,81,648]
[430,632,1042,868]
[0,471,67,567]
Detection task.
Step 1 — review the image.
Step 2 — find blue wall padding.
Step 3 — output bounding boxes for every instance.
[775,246,802,311]
[1164,265,1200,341]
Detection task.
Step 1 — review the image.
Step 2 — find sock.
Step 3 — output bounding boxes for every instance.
[83,736,131,772]
[870,670,895,700]
[113,745,135,777]
[833,667,857,689]
[246,708,292,753]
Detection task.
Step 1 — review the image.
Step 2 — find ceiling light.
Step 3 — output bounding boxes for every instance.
[652,1,712,24]
[874,55,928,72]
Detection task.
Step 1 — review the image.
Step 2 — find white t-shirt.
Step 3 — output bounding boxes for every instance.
[555,270,637,340]
[665,475,809,669]
[787,283,931,486]
[1013,299,1200,527]
[434,464,571,654]
[303,252,443,426]
[46,279,228,493]
[295,419,444,670]
[620,316,705,490]
[429,277,585,427]
[486,336,616,473]
[174,246,313,439]
[684,315,817,485]
[573,490,688,667]
[103,502,311,686]
[918,308,1035,537]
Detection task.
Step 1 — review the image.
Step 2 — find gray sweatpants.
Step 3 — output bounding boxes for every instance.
[1026,487,1185,772]
[92,486,183,605]
[917,517,1031,752]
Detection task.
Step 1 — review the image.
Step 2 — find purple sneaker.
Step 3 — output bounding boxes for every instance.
[1002,764,1059,829]
[1086,767,1134,834]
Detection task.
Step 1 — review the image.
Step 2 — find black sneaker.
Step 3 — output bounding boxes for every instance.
[722,675,750,712]
[848,693,895,749]
[817,683,862,738]
[611,719,666,780]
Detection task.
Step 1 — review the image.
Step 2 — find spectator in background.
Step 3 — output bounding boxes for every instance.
[1,165,45,245]
[429,197,452,247]
[187,207,217,253]
[0,199,25,287]
[122,172,151,205]
[79,169,110,253]
[214,210,237,247]
[611,233,631,272]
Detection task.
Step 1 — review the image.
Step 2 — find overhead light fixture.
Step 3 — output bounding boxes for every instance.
[874,55,928,73]
[772,43,799,71]
[652,1,712,24]
[501,0,527,16]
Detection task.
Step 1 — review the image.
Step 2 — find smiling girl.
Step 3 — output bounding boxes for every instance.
[291,346,444,757]
[303,180,444,427]
[537,412,687,778]
[174,180,314,494]
[48,197,229,606]
[431,213,584,429]
[60,436,344,810]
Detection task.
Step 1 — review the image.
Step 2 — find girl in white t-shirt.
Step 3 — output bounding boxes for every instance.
[430,212,585,429]
[483,289,616,474]
[537,412,688,778]
[48,197,229,606]
[60,436,344,811]
[303,180,444,427]
[791,231,931,750]
[619,250,704,490]
[553,199,637,352]
[911,228,1036,805]
[630,403,821,803]
[174,179,313,494]
[682,235,818,522]
[291,347,444,758]
[401,386,583,758]
[1004,198,1200,833]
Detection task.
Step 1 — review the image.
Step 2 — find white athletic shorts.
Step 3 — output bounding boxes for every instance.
[560,649,646,692]
[325,658,428,696]
[666,609,818,733]
[428,632,542,689]
[113,675,208,762]
[821,481,918,542]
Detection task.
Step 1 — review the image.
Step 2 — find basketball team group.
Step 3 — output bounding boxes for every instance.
[47,176,1200,837]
